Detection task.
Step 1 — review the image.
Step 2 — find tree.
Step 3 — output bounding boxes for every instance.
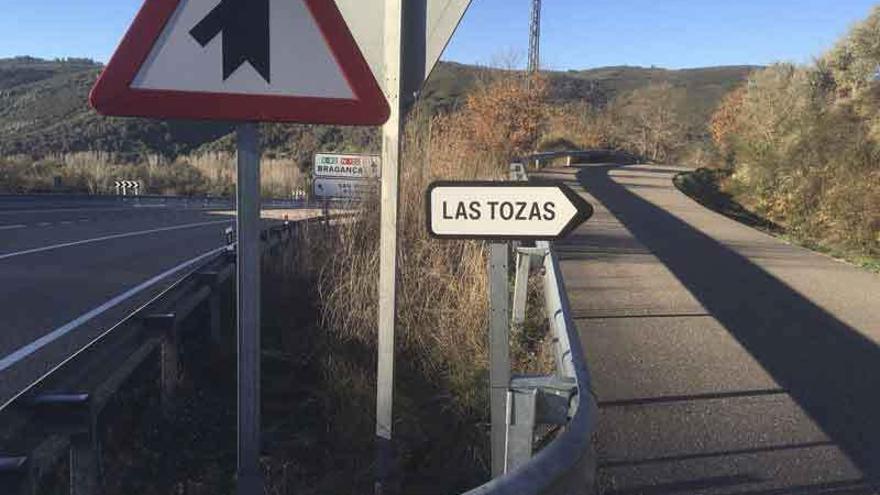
[710,86,746,167]
[610,83,688,163]
[824,5,880,100]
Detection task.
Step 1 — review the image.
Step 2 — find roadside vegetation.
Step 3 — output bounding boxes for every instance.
[287,72,557,492]
[549,7,879,269]
[691,7,880,268]
[0,152,308,198]
[91,72,558,495]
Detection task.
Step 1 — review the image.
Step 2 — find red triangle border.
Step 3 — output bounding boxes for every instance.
[90,0,390,125]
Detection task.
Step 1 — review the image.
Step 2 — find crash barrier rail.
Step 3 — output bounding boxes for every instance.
[0,192,321,211]
[526,148,639,169]
[0,216,335,495]
[462,162,597,495]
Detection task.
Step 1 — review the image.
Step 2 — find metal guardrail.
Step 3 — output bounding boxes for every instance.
[525,149,639,169]
[461,163,597,494]
[0,193,317,211]
[0,216,331,495]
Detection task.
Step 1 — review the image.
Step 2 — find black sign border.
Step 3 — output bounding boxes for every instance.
[425,180,594,241]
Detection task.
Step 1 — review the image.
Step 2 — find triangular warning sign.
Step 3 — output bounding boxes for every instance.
[90,0,390,125]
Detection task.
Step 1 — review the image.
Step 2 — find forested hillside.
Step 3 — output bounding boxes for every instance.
[0,56,754,159]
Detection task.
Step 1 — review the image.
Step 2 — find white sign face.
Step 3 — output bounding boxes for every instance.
[335,0,472,95]
[314,177,377,199]
[427,182,593,240]
[314,153,381,179]
[132,0,353,98]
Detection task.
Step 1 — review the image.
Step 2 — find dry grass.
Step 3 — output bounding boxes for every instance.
[313,73,554,410]
[0,150,307,198]
[284,73,558,487]
[188,152,307,198]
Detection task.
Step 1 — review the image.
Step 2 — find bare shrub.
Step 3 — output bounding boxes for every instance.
[541,102,613,151]
[608,82,689,163]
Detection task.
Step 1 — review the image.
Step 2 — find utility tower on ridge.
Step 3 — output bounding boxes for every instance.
[528,0,542,74]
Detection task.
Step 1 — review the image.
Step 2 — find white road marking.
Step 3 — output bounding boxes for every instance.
[60,221,74,225]
[0,207,133,215]
[0,246,227,375]
[37,222,52,227]
[0,220,232,261]
[0,225,26,231]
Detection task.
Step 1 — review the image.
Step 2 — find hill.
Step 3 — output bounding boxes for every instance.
[0,57,757,159]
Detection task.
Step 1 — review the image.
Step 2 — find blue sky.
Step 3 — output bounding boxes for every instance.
[0,0,877,69]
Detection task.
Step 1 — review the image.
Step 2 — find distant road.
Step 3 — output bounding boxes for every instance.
[0,196,241,406]
[537,164,880,494]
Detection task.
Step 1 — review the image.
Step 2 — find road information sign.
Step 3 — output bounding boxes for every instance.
[90,0,389,125]
[426,181,594,240]
[314,153,381,179]
[313,177,377,199]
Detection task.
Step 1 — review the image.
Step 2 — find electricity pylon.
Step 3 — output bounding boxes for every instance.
[528,0,542,74]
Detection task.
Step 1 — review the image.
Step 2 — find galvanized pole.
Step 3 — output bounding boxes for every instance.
[489,243,510,477]
[236,123,263,495]
[376,0,404,492]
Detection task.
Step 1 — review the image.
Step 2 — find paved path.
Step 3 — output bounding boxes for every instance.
[538,164,880,495]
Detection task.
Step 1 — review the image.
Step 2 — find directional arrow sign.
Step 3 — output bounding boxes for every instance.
[426,181,594,241]
[90,0,389,125]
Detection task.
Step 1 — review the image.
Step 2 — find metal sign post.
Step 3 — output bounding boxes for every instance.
[375,0,404,492]
[488,243,510,477]
[236,123,262,495]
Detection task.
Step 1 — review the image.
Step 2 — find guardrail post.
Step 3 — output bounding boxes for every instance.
[488,243,510,477]
[566,155,572,167]
[511,251,531,328]
[504,388,537,474]
[27,394,98,495]
[143,314,178,416]
[69,432,99,495]
[198,272,223,346]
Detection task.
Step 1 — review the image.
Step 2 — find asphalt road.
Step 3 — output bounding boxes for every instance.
[0,197,237,406]
[537,164,880,494]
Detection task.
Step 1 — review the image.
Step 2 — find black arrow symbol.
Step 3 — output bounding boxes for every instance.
[190,0,271,83]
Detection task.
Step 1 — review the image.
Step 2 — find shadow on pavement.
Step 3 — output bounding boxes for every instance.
[573,164,880,480]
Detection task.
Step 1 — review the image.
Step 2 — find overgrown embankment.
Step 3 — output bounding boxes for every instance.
[701,7,880,268]
[674,168,879,271]
[673,168,782,233]
[289,72,557,492]
[93,73,559,495]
